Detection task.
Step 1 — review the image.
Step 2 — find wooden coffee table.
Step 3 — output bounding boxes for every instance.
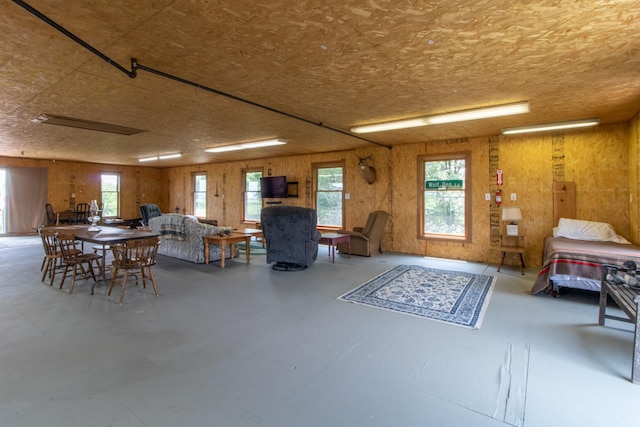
[319,232,350,263]
[235,227,265,247]
[203,233,251,268]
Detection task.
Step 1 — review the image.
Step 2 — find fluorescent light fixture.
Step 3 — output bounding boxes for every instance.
[139,153,182,162]
[206,145,247,153]
[502,118,600,135]
[139,156,158,162]
[31,113,147,135]
[158,153,182,160]
[350,118,430,134]
[427,102,530,125]
[351,102,530,134]
[205,138,286,153]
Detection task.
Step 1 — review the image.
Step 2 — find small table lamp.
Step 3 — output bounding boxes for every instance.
[502,206,522,236]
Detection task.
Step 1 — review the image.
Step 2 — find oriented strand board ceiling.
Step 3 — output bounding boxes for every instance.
[1,0,640,167]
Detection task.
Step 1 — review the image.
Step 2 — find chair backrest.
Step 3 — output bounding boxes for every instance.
[112,237,160,269]
[362,211,389,240]
[75,203,90,223]
[45,203,56,225]
[140,204,162,226]
[260,206,320,267]
[56,233,81,261]
[361,211,378,236]
[39,228,59,257]
[261,205,319,241]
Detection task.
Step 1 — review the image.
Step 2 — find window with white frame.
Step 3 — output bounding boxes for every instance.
[101,173,120,217]
[314,163,344,228]
[193,173,206,218]
[243,169,263,222]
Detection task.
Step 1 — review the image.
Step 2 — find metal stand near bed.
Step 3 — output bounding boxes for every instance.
[598,264,640,384]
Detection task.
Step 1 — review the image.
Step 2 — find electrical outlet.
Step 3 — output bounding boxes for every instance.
[485,193,491,201]
[511,193,517,201]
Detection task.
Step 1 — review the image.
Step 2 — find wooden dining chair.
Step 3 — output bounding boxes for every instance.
[75,203,90,224]
[108,237,160,304]
[39,228,63,286]
[45,203,57,225]
[57,233,102,294]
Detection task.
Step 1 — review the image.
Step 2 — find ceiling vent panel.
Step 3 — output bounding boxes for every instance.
[31,114,147,135]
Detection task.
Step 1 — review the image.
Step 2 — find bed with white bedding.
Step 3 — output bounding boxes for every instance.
[531,218,640,295]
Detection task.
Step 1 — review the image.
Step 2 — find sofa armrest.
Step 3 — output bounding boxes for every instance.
[337,227,365,234]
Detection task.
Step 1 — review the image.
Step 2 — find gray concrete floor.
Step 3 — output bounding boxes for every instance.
[1,236,639,426]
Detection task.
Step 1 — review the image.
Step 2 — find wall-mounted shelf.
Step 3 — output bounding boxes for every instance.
[287,181,298,198]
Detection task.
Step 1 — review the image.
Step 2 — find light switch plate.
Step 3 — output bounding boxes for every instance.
[510,193,517,201]
[485,193,491,201]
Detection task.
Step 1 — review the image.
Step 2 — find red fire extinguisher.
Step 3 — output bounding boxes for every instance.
[495,189,502,205]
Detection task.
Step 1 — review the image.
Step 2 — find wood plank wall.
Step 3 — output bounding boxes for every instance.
[1,121,636,268]
[0,157,165,221]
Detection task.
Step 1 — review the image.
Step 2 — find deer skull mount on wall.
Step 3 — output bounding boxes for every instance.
[357,155,377,184]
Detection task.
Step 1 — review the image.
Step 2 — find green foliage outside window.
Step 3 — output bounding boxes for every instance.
[316,166,343,227]
[423,159,466,236]
[101,173,119,217]
[244,171,262,221]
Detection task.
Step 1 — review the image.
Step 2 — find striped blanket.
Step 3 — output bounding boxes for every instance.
[531,236,640,294]
[158,214,186,241]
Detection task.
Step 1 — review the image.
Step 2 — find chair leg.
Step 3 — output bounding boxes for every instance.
[69,264,78,294]
[49,262,57,287]
[41,258,50,282]
[497,251,506,272]
[88,260,97,282]
[59,265,70,289]
[119,271,130,305]
[140,269,149,289]
[107,264,119,296]
[107,268,128,304]
[145,267,159,296]
[42,258,59,286]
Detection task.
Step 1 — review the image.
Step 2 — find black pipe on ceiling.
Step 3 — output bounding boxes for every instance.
[12,0,136,79]
[12,0,391,150]
[130,59,390,148]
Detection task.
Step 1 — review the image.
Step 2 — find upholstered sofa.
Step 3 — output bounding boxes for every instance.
[148,214,234,263]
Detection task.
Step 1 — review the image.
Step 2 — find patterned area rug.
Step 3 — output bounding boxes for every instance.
[237,240,266,255]
[338,265,496,329]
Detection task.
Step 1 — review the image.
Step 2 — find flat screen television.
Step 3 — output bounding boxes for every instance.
[260,176,288,198]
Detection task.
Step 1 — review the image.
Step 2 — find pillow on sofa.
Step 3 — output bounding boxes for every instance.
[555,218,630,244]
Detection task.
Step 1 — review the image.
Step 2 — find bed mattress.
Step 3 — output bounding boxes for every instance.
[531,236,640,294]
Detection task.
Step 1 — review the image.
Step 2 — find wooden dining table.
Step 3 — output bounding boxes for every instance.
[45,225,160,293]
